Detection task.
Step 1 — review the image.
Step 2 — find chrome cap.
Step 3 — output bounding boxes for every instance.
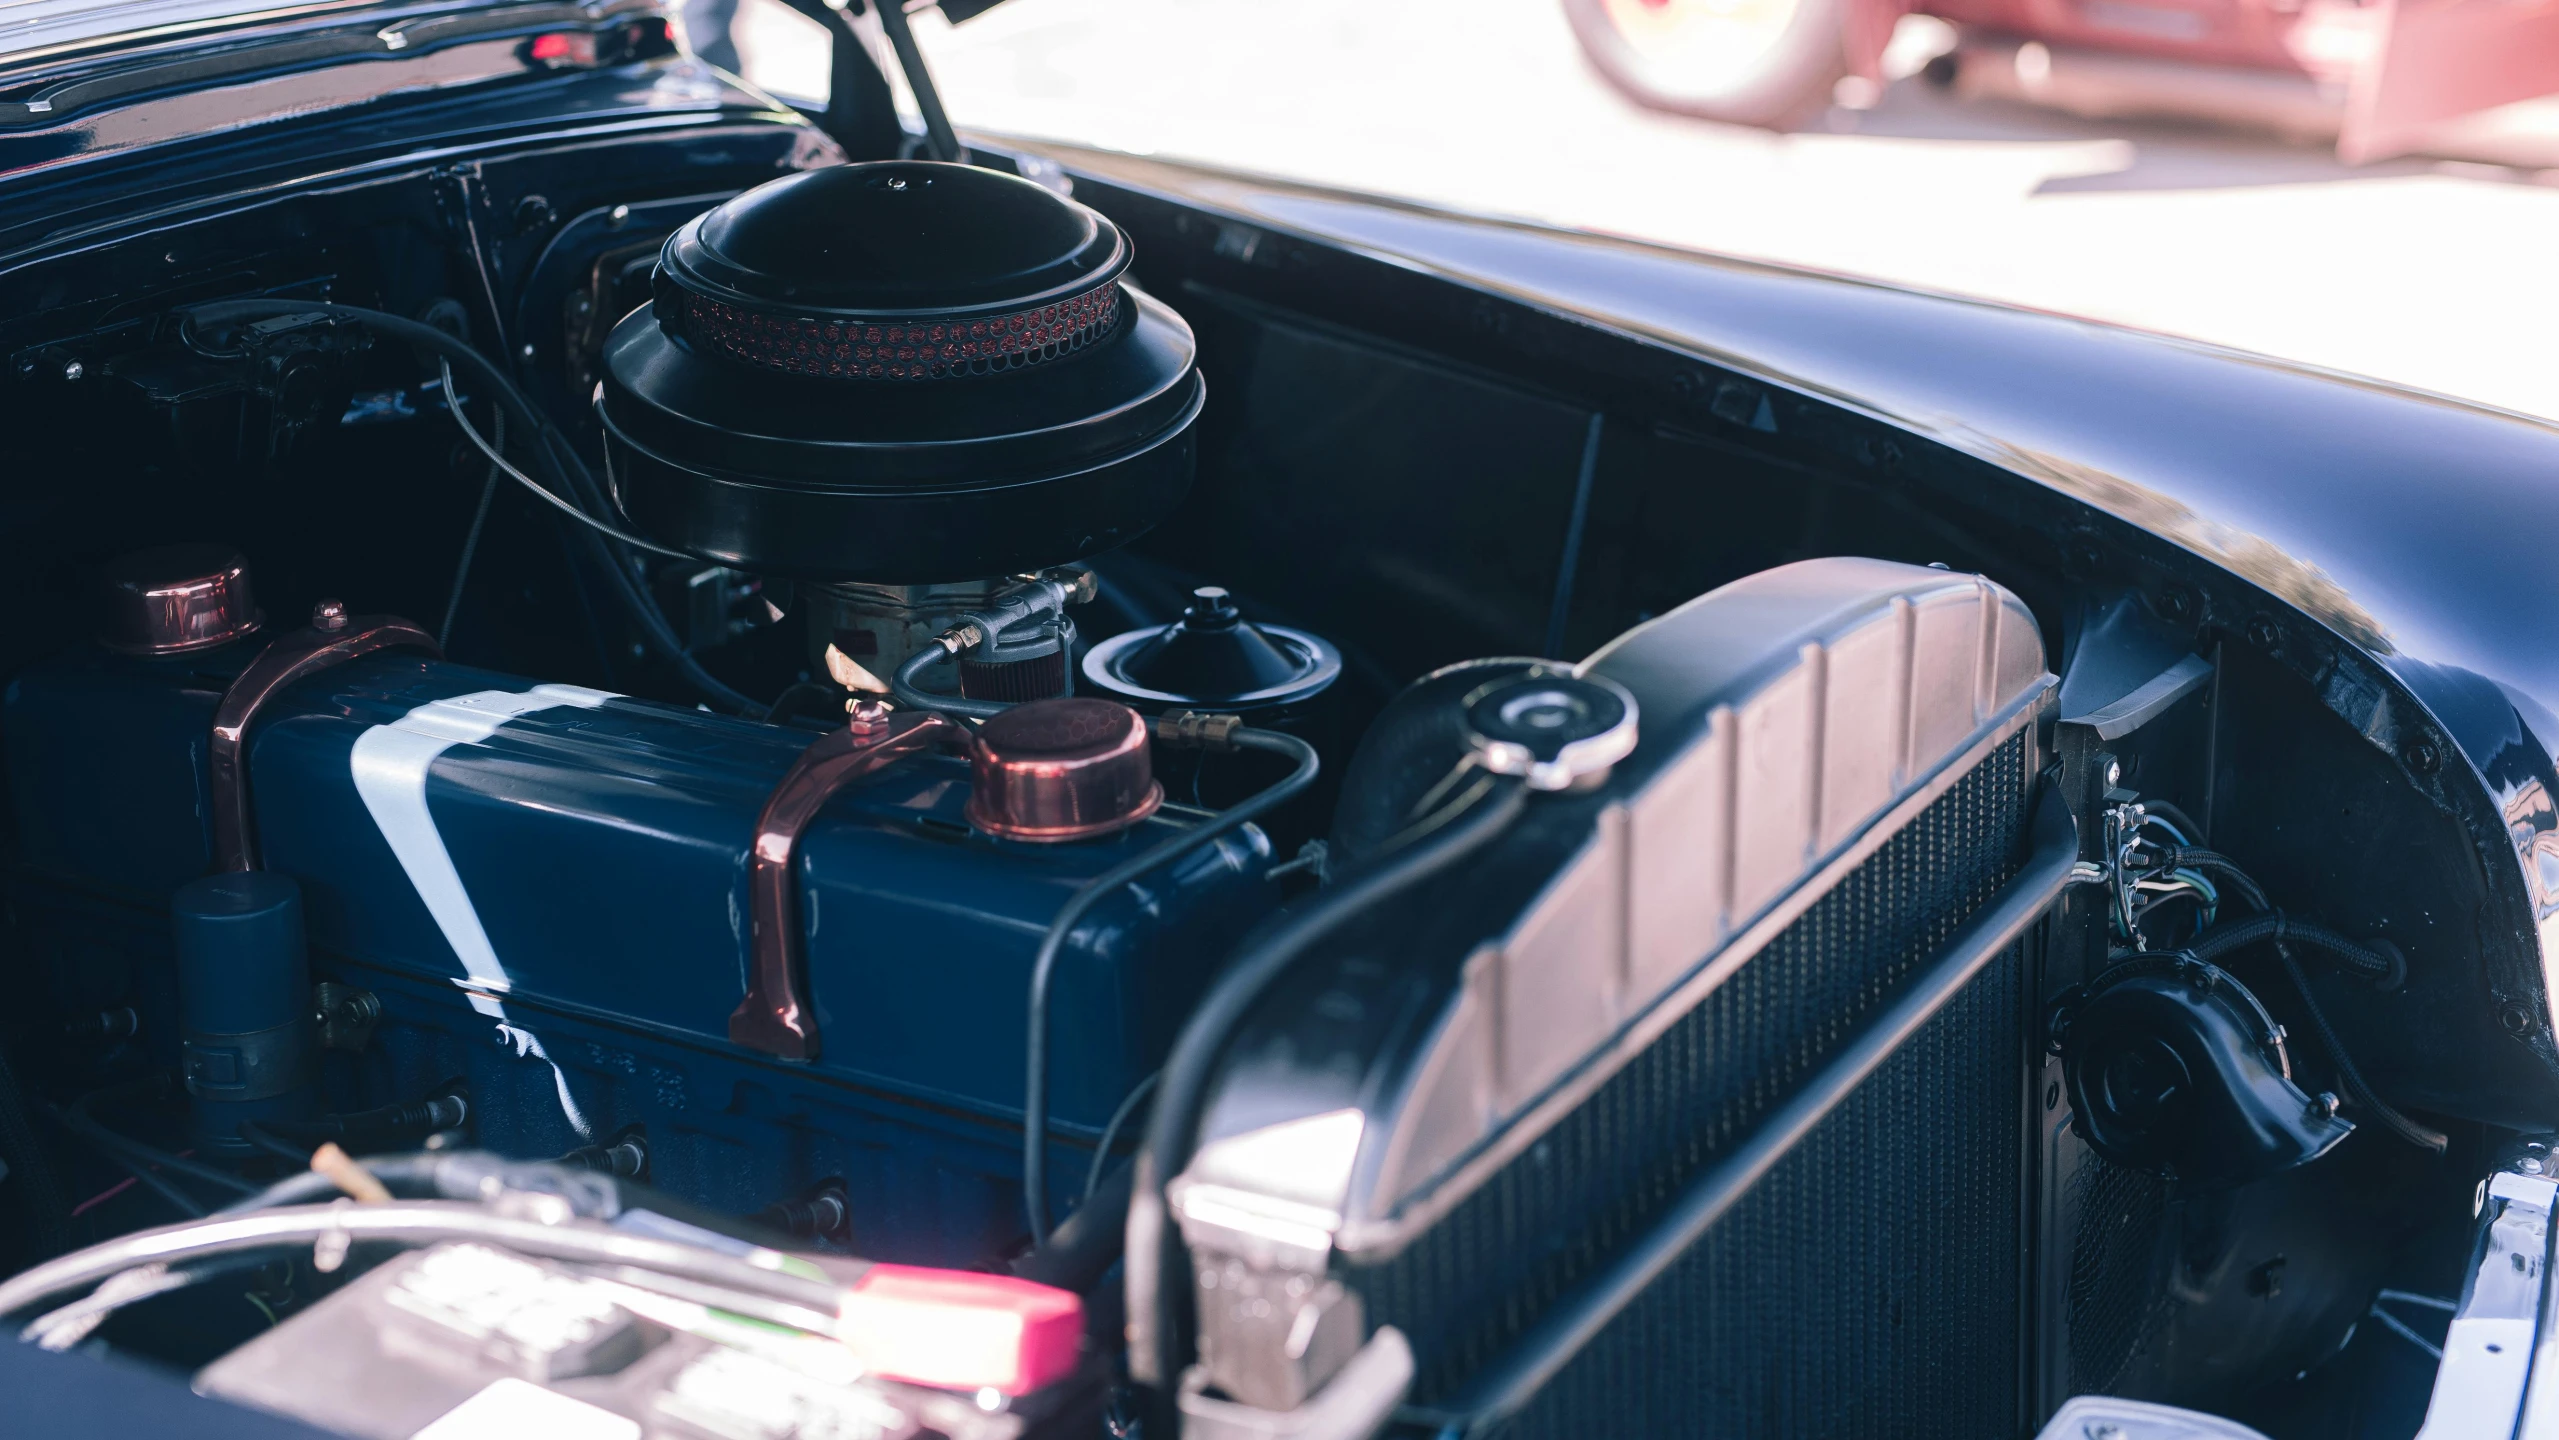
[1463,670,1639,792]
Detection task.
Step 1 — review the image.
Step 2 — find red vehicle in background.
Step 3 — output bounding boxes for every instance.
[1563,0,2559,159]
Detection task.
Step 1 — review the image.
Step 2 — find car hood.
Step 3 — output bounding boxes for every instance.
[1030,141,2559,773]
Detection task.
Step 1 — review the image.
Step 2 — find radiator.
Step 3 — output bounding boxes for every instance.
[1153,558,2071,1439]
[1358,733,2033,1434]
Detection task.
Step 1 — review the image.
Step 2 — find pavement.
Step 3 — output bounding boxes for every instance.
[731,0,2559,422]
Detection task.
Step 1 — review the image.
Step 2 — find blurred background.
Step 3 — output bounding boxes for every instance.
[692,0,2559,421]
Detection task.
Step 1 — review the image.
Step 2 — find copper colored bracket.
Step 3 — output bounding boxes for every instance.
[735,705,968,1061]
[210,602,440,873]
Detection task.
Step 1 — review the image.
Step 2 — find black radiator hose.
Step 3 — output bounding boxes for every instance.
[1015,1158,1136,1295]
[1137,771,1531,1392]
[1020,725,1321,1243]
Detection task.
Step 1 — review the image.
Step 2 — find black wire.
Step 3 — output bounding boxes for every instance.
[178,299,764,719]
[69,1136,203,1219]
[2158,847,2271,913]
[0,1043,73,1260]
[444,360,697,561]
[894,645,1008,720]
[439,406,503,650]
[1022,728,1321,1242]
[2188,909,2392,981]
[60,1089,254,1197]
[2142,798,2207,844]
[1139,773,1531,1388]
[2278,950,2449,1153]
[545,426,768,718]
[234,1122,310,1165]
[2123,844,2444,1154]
[1085,1071,1159,1209]
[50,1106,206,1218]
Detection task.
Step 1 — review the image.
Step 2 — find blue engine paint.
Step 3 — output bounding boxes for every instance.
[171,870,316,1154]
[4,643,1275,1261]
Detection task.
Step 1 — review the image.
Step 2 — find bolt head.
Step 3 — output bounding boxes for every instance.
[311,598,348,631]
[2402,736,2443,776]
[845,697,893,731]
[2524,1157,2547,1175]
[2103,758,2122,789]
[60,358,83,382]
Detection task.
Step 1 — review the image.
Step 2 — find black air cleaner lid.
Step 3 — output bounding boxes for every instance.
[670,163,1125,315]
[600,160,1199,582]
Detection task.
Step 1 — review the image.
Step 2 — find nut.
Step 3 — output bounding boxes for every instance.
[1154,710,1243,751]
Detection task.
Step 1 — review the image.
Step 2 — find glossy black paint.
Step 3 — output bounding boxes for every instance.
[2059,958,2356,1190]
[665,160,1126,315]
[1006,144,2559,1121]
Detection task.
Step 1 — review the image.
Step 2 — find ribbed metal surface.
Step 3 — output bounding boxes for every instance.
[1347,731,2032,1433]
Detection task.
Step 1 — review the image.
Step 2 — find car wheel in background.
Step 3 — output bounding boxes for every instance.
[1561,0,1851,130]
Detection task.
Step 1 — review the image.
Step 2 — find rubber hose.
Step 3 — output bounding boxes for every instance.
[892,645,1009,720]
[1021,729,1320,1242]
[1138,774,1529,1388]
[2188,909,2392,980]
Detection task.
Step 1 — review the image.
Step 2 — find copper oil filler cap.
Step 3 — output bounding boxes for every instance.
[100,543,265,655]
[964,697,1163,842]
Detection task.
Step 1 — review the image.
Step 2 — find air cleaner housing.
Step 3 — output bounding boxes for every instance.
[598,160,1202,582]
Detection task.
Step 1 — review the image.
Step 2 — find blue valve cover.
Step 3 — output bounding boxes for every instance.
[4,645,1275,1261]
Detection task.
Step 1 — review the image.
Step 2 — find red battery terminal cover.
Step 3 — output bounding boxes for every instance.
[836,1263,1083,1396]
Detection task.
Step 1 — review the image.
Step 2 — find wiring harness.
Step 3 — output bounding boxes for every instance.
[2098,799,2446,1154]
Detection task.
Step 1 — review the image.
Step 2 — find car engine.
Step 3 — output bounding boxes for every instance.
[0,56,2540,1440]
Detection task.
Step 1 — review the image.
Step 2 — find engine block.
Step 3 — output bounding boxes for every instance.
[6,642,1275,1262]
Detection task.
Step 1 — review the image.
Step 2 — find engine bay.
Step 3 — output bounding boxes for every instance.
[0,69,2547,1439]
